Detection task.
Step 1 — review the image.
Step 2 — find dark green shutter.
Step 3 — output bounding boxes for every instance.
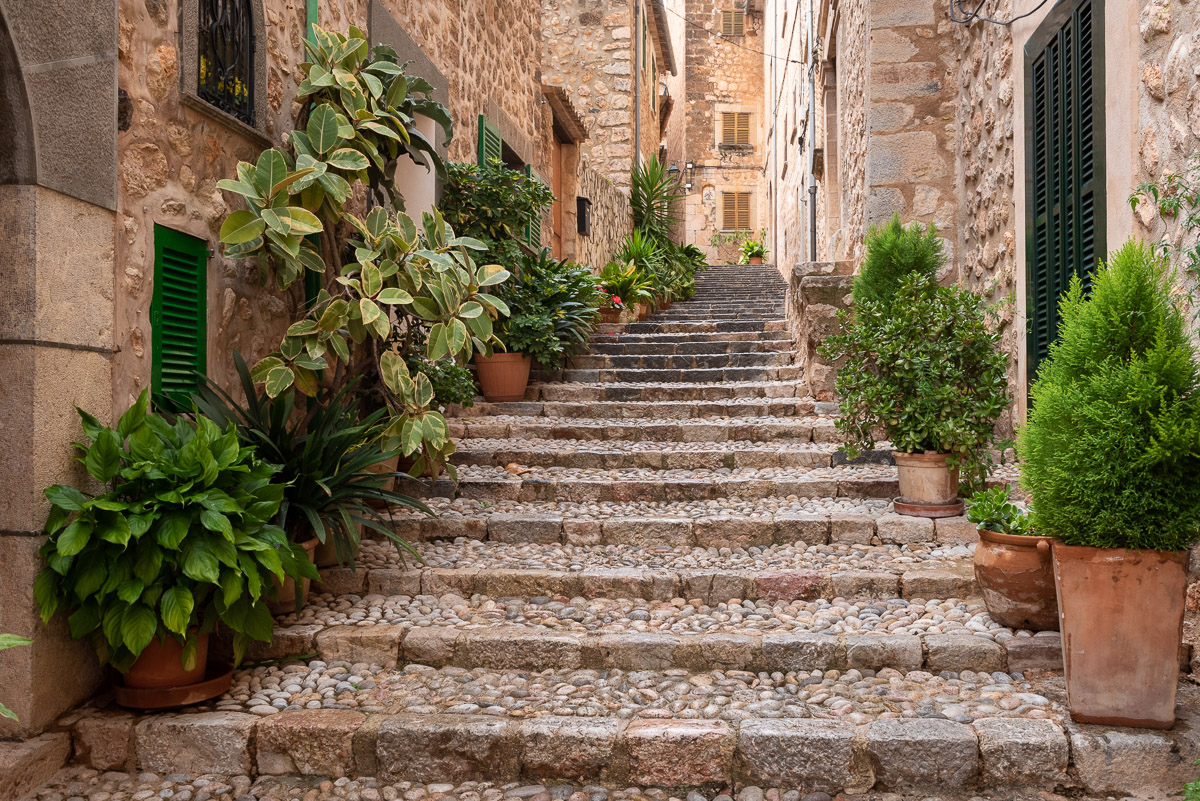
[151,225,208,411]
[477,115,502,165]
[305,0,318,44]
[1025,0,1105,386]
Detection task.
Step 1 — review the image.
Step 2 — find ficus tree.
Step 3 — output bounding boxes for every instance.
[216,26,510,480]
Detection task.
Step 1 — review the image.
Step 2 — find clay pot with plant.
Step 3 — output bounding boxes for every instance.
[738,236,768,265]
[34,392,317,708]
[819,216,1010,517]
[1019,241,1200,729]
[966,485,1058,632]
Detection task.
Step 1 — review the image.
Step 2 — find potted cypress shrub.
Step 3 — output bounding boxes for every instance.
[1019,241,1200,728]
[820,216,1010,516]
[966,486,1058,631]
[34,392,316,706]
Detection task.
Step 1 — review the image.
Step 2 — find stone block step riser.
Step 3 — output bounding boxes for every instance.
[381,508,958,549]
[648,309,784,317]
[650,303,785,310]
[449,418,836,442]
[451,446,842,470]
[530,381,810,403]
[96,705,1198,795]
[620,320,788,334]
[568,352,796,370]
[585,340,795,356]
[540,366,802,385]
[590,331,793,344]
[452,398,835,420]
[252,621,1061,678]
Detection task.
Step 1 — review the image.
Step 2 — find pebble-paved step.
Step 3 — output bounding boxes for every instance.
[314,535,980,605]
[448,415,837,443]
[456,397,835,420]
[544,365,802,385]
[568,352,797,371]
[584,338,794,356]
[642,312,787,321]
[523,380,811,404]
[63,662,1159,794]
[252,590,1061,677]
[618,320,788,335]
[407,465,1018,504]
[588,331,793,346]
[451,440,859,470]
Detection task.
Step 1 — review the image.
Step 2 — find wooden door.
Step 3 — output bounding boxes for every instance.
[551,139,564,257]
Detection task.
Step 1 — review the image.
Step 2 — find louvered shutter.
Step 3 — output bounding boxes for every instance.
[477,115,502,166]
[722,113,736,144]
[736,112,750,144]
[722,192,751,230]
[525,165,548,247]
[1026,0,1104,386]
[721,10,744,36]
[736,192,751,229]
[151,225,208,411]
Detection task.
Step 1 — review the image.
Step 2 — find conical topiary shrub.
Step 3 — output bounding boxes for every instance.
[1019,239,1200,728]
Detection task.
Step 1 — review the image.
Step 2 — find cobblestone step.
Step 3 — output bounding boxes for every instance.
[61,668,1200,795]
[619,320,788,335]
[451,440,857,470]
[568,351,796,370]
[585,338,794,356]
[452,397,836,420]
[248,591,1058,677]
[590,329,793,345]
[448,415,837,442]
[644,312,785,322]
[527,380,811,404]
[542,365,802,385]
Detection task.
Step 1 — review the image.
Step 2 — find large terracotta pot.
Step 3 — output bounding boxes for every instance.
[1053,543,1187,728]
[314,532,361,568]
[124,633,209,689]
[635,303,651,321]
[600,308,627,325]
[894,451,959,505]
[974,529,1059,631]
[474,352,532,403]
[267,538,319,615]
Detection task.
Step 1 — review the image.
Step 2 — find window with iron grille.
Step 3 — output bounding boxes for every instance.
[720,10,745,36]
[722,192,751,230]
[198,0,256,126]
[1025,0,1105,387]
[721,112,751,146]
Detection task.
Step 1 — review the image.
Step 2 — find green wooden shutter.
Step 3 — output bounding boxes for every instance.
[305,0,318,44]
[151,225,208,411]
[525,165,545,248]
[1026,0,1104,387]
[478,115,502,166]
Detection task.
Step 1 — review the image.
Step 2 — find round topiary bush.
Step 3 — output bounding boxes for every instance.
[1019,241,1200,550]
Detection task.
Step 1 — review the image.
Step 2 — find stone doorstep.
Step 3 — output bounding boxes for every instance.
[382,511,975,548]
[77,707,1194,794]
[251,620,1043,677]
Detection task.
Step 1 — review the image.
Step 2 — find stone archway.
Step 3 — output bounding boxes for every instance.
[0,0,118,737]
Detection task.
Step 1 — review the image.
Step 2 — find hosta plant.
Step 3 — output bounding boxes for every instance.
[0,634,31,720]
[35,392,317,670]
[216,26,506,481]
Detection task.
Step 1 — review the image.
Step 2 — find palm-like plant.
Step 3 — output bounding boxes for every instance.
[191,353,429,567]
[631,156,685,241]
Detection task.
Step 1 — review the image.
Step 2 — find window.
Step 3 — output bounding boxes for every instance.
[721,10,745,36]
[721,112,751,146]
[197,0,256,125]
[151,225,208,411]
[1025,0,1105,385]
[479,115,545,247]
[722,192,751,230]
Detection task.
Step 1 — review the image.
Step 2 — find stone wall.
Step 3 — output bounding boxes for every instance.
[578,163,635,269]
[677,0,767,262]
[830,0,868,264]
[764,0,810,277]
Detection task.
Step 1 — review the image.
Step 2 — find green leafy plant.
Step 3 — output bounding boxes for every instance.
[497,249,602,368]
[738,234,768,263]
[1184,761,1200,801]
[35,392,318,670]
[409,356,478,409]
[0,634,31,720]
[1018,240,1200,551]
[192,353,430,565]
[439,159,556,270]
[631,156,685,241]
[965,485,1033,536]
[1130,153,1200,318]
[819,267,1010,490]
[852,214,943,310]
[599,261,655,308]
[216,27,508,481]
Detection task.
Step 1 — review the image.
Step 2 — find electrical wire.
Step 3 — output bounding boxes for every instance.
[658,3,806,65]
[948,0,1054,26]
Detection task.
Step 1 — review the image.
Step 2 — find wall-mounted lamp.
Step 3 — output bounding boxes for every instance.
[684,182,693,190]
[666,165,680,176]
[685,162,694,170]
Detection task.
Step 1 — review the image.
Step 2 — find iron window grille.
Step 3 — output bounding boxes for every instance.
[197,0,255,126]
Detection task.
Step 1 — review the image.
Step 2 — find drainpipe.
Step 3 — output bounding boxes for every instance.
[633,0,641,171]
[807,0,817,262]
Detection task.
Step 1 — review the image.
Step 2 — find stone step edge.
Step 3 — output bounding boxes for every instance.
[444,398,836,420]
[450,446,857,471]
[447,418,838,443]
[75,704,1191,794]
[250,618,1065,677]
[314,562,976,607]
[383,510,966,548]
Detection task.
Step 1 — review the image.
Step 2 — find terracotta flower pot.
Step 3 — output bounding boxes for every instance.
[363,454,401,509]
[1053,543,1188,728]
[474,352,532,402]
[600,308,626,324]
[123,632,210,689]
[636,303,651,321]
[749,256,763,265]
[974,529,1059,631]
[267,538,319,615]
[314,533,361,568]
[892,451,962,517]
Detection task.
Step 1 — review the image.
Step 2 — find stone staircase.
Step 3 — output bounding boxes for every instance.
[29,264,1200,801]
